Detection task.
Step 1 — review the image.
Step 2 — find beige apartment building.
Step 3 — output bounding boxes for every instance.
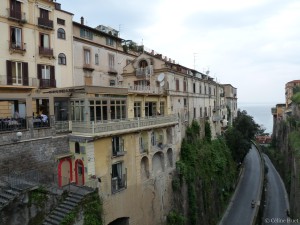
[222,84,238,125]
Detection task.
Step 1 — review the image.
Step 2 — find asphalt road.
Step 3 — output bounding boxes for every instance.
[221,145,262,225]
[263,154,290,225]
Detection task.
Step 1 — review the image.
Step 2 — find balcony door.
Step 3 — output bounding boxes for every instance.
[6,60,28,86]
[10,27,22,49]
[40,33,50,49]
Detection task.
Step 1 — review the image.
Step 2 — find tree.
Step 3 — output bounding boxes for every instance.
[225,110,259,163]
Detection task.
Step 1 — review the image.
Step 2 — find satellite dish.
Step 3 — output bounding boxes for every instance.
[206,70,210,75]
[160,81,165,87]
[157,73,165,82]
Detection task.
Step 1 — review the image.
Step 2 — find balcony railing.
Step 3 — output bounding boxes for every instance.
[39,79,56,88]
[136,65,153,77]
[7,8,26,22]
[111,173,126,194]
[72,114,178,134]
[128,85,164,94]
[212,115,222,122]
[38,17,53,29]
[39,47,53,57]
[9,41,26,52]
[0,75,39,87]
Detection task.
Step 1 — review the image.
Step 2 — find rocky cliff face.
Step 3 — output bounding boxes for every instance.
[271,104,300,218]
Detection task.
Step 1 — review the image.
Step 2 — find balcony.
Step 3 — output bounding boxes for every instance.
[128,85,164,94]
[71,114,178,135]
[38,17,53,29]
[111,173,127,194]
[39,47,53,57]
[136,65,153,77]
[9,41,26,54]
[82,64,94,71]
[0,75,38,87]
[7,8,26,23]
[39,79,56,88]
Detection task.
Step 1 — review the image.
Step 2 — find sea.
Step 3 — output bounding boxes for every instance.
[238,103,275,135]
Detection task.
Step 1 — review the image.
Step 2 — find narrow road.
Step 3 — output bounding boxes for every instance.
[263,154,290,225]
[221,145,262,225]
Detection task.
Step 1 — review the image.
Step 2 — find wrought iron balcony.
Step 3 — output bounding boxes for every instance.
[136,65,153,77]
[7,8,26,22]
[39,79,56,88]
[38,17,53,29]
[39,47,53,57]
[9,41,26,52]
[0,75,38,87]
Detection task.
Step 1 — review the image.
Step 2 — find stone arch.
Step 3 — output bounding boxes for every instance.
[167,148,173,167]
[152,152,164,175]
[140,156,150,180]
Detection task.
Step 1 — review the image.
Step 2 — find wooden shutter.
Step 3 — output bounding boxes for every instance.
[22,62,28,86]
[50,66,55,87]
[6,60,12,85]
[37,64,42,79]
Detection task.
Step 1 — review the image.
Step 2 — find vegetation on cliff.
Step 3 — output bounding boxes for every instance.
[169,121,236,225]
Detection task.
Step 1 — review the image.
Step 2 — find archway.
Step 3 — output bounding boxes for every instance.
[58,157,72,187]
[75,159,85,185]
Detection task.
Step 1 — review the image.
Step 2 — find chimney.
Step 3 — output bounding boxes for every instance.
[80,16,84,25]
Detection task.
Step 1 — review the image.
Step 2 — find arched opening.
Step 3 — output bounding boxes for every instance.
[58,157,72,187]
[108,217,129,225]
[140,156,149,180]
[75,159,85,185]
[139,59,148,68]
[167,148,173,167]
[152,152,164,175]
[58,53,66,65]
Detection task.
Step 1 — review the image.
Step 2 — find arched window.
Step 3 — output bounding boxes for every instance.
[57,28,66,39]
[58,53,66,65]
[139,60,148,68]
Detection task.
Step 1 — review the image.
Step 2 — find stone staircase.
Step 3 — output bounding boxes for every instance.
[0,180,36,211]
[43,185,94,225]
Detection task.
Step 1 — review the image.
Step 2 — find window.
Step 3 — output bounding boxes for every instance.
[145,102,157,117]
[40,8,49,20]
[176,79,179,91]
[6,60,28,86]
[184,98,187,107]
[139,60,148,68]
[57,18,65,25]
[200,84,202,94]
[112,136,124,157]
[109,80,115,86]
[10,27,22,49]
[108,54,115,69]
[37,64,55,88]
[193,83,196,93]
[71,100,85,121]
[183,79,187,92]
[134,102,141,118]
[106,37,114,46]
[40,33,50,48]
[80,28,93,40]
[57,28,65,39]
[10,0,22,20]
[160,102,165,116]
[84,49,91,65]
[58,53,66,65]
[111,162,126,193]
[205,107,207,117]
[194,107,196,119]
[75,142,80,154]
[200,107,203,117]
[89,100,108,122]
[95,54,99,65]
[110,100,126,120]
[151,132,156,146]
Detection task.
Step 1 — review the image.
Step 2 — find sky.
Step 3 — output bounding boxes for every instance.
[58,0,300,105]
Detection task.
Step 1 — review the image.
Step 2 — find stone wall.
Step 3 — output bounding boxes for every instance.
[0,129,69,185]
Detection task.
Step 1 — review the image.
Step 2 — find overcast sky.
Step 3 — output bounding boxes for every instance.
[58,0,300,104]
